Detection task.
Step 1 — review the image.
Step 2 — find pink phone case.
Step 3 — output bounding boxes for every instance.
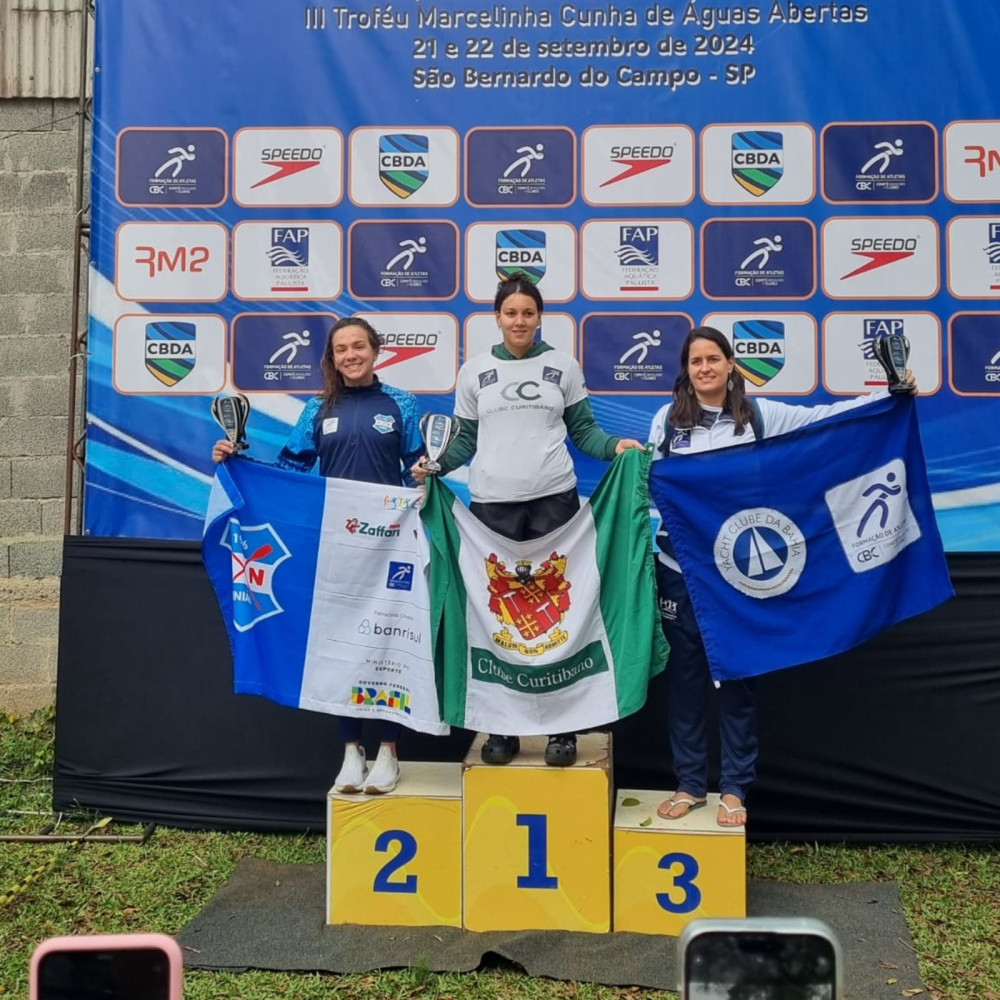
[29,932,183,1000]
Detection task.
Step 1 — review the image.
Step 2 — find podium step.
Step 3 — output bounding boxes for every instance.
[613,788,746,935]
[327,761,462,927]
[462,733,611,933]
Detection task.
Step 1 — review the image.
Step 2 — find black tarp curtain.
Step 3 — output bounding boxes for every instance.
[53,537,1000,840]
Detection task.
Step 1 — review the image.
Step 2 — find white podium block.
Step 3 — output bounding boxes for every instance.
[613,789,746,935]
[327,761,462,927]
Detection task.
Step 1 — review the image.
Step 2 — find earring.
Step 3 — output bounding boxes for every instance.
[727,377,734,391]
[686,383,694,396]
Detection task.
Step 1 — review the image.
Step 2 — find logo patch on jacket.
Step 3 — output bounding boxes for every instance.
[671,429,692,450]
[542,366,562,385]
[373,413,395,434]
[479,368,498,388]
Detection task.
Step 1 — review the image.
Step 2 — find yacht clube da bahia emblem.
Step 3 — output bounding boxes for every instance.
[486,552,571,657]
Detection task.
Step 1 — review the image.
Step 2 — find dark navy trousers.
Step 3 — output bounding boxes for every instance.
[655,558,758,800]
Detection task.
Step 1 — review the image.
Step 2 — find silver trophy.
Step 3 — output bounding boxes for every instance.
[211,394,252,452]
[419,413,461,472]
[873,332,911,394]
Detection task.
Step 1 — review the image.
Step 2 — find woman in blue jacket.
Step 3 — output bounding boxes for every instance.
[213,316,424,795]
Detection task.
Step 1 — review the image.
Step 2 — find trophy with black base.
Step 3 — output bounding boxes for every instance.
[211,394,252,452]
[873,331,911,394]
[419,414,461,473]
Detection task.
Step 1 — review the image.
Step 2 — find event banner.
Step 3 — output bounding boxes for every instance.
[202,458,448,735]
[649,395,954,681]
[87,1,1000,549]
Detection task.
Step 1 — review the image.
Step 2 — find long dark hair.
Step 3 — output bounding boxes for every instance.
[320,315,380,408]
[668,326,754,433]
[493,272,545,315]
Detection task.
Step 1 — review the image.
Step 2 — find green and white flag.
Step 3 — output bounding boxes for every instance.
[421,448,668,735]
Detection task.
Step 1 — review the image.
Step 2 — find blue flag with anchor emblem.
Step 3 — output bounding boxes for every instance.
[201,457,448,735]
[648,395,953,682]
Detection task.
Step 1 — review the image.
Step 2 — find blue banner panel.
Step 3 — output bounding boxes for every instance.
[86,0,1000,548]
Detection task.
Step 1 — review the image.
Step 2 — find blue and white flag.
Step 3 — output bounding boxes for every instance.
[202,458,447,735]
[649,395,953,682]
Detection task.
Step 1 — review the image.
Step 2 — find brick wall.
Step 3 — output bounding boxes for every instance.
[0,97,83,712]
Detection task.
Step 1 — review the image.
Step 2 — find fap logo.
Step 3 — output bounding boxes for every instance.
[824,459,920,573]
[732,320,785,387]
[386,561,414,591]
[379,133,429,199]
[495,229,546,284]
[268,226,309,267]
[731,131,784,197]
[617,224,659,292]
[144,320,196,387]
[713,507,806,599]
[221,520,291,631]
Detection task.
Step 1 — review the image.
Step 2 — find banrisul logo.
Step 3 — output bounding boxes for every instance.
[145,320,196,387]
[379,133,429,199]
[732,131,784,197]
[732,319,785,387]
[495,229,546,284]
[221,520,291,631]
[714,507,806,599]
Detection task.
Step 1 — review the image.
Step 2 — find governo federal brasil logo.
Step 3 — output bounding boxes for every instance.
[714,507,806,599]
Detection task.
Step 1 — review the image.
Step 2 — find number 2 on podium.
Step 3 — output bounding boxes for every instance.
[372,829,417,894]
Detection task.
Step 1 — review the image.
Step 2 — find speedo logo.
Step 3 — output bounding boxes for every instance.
[602,144,674,187]
[344,517,401,537]
[842,236,917,279]
[252,147,324,189]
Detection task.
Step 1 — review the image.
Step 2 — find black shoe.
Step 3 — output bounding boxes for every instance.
[545,733,577,767]
[481,734,520,765]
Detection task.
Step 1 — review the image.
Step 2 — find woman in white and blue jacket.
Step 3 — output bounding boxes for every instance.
[648,325,915,828]
[213,316,424,797]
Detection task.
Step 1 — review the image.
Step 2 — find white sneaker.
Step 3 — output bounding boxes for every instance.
[363,745,399,795]
[333,744,366,793]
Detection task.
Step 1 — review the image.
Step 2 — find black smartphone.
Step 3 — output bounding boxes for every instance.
[678,917,842,999]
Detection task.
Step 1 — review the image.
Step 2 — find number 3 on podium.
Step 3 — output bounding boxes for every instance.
[656,851,702,914]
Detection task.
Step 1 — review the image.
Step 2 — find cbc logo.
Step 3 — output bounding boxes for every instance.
[149,184,166,194]
[856,181,873,191]
[381,278,397,287]
[986,372,1000,382]
[735,277,752,286]
[263,371,280,381]
[614,372,631,381]
[856,547,882,564]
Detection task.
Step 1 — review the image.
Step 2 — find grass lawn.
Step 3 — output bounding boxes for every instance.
[1,711,997,1000]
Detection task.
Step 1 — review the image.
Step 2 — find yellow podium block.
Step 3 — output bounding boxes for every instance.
[613,789,745,935]
[462,733,611,933]
[327,761,462,927]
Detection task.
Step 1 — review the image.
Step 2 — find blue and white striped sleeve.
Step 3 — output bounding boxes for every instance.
[275,397,321,473]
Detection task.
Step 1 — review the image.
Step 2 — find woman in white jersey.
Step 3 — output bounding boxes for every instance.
[413,274,643,766]
[648,326,916,827]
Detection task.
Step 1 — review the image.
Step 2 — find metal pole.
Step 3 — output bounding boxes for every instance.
[62,0,93,536]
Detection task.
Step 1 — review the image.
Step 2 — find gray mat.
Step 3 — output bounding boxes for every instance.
[177,859,925,997]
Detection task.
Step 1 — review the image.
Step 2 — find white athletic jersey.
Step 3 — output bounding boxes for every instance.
[454,349,588,503]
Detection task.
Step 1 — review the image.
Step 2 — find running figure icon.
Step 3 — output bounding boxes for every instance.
[155,144,196,179]
[740,235,783,270]
[861,139,904,174]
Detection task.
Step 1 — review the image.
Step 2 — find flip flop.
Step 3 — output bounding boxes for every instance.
[657,794,707,820]
[717,799,747,827]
